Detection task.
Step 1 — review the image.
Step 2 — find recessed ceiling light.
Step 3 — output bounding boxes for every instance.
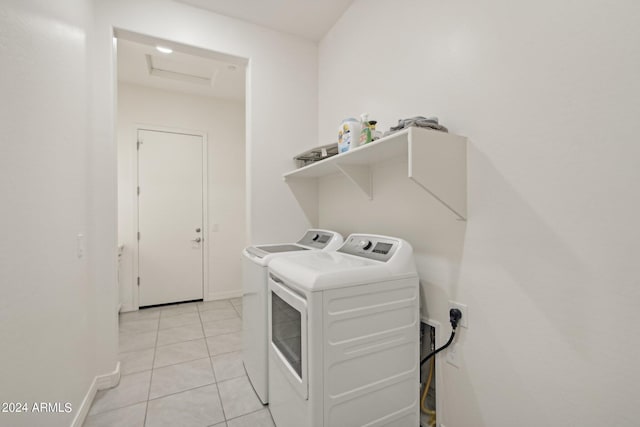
[155,45,173,54]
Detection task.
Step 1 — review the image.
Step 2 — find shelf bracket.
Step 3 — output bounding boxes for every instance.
[408,133,467,221]
[335,163,372,200]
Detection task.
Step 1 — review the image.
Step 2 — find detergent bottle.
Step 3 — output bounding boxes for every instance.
[338,118,361,153]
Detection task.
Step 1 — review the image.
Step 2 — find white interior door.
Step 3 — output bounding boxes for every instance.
[138,129,204,306]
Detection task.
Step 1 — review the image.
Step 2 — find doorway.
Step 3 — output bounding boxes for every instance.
[115,30,248,311]
[137,128,206,306]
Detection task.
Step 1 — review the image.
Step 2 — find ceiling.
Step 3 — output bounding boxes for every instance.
[116,0,356,99]
[117,35,246,101]
[175,0,355,41]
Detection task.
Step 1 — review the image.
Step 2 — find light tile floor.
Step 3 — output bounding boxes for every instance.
[84,298,275,427]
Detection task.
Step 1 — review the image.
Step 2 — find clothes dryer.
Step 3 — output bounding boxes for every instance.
[267,234,419,427]
[242,229,343,404]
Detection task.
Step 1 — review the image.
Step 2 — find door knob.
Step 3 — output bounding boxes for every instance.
[192,237,202,243]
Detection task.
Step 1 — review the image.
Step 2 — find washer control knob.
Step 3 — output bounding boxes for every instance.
[312,233,320,241]
[359,240,373,250]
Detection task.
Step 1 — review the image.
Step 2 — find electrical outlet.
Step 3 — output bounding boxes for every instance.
[448,300,468,328]
[446,342,460,368]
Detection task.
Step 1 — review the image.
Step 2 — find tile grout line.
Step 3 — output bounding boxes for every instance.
[84,400,147,421]
[144,302,201,425]
[118,348,244,382]
[143,313,160,427]
[107,301,249,427]
[94,311,157,424]
[153,352,210,370]
[223,406,269,423]
[151,355,213,373]
[146,381,218,403]
[198,303,230,422]
[198,308,218,383]
[156,323,207,347]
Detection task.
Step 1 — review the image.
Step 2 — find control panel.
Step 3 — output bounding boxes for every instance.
[337,235,399,262]
[297,230,337,249]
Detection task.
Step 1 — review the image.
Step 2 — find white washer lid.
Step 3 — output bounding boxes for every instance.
[268,251,416,292]
[243,245,315,266]
[243,229,344,266]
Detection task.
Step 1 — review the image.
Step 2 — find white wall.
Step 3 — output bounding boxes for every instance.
[117,82,246,308]
[318,1,640,426]
[95,0,318,247]
[0,1,118,426]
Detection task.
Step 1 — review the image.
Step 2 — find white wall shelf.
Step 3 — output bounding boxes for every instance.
[283,127,467,223]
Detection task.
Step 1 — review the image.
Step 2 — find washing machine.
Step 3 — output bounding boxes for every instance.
[242,229,343,404]
[267,234,420,427]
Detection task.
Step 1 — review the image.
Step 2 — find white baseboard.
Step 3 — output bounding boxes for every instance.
[206,289,242,301]
[96,362,121,390]
[119,304,137,313]
[71,377,97,427]
[70,362,120,427]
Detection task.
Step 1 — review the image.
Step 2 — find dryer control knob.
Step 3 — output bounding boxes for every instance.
[312,233,320,241]
[359,240,373,250]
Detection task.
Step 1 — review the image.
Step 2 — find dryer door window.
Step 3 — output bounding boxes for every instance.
[269,273,308,400]
[272,292,302,377]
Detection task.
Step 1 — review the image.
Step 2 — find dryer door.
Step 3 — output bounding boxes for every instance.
[268,273,308,400]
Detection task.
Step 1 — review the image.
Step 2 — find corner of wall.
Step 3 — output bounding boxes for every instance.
[71,362,121,427]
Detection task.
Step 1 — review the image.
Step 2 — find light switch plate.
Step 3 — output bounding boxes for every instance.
[76,233,85,258]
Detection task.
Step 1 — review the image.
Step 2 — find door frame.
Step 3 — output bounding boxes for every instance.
[131,124,209,309]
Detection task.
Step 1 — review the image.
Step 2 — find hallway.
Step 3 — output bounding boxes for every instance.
[84,299,274,427]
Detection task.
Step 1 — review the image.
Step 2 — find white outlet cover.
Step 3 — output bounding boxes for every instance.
[448,300,468,328]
